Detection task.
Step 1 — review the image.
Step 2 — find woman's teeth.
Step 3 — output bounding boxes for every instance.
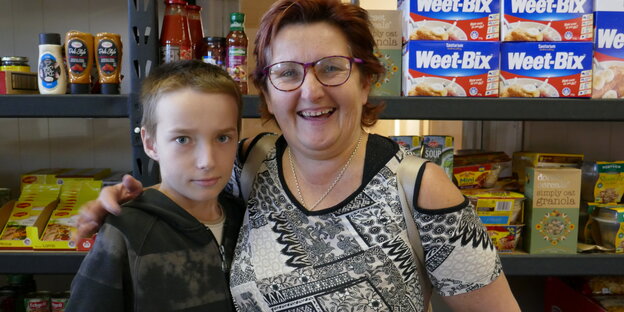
[299,108,335,118]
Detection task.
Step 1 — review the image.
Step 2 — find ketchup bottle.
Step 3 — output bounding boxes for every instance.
[160,0,192,63]
[186,4,204,59]
[226,12,248,94]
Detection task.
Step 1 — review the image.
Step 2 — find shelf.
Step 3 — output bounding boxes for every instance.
[0,95,128,118]
[3,95,623,121]
[1,251,623,275]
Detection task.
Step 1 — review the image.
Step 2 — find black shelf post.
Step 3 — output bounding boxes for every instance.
[127,0,160,186]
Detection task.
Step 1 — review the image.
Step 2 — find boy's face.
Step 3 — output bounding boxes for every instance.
[142,89,239,209]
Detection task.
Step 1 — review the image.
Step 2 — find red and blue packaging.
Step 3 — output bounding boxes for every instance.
[500,42,593,97]
[398,0,501,42]
[592,7,624,98]
[501,0,593,41]
[403,40,500,97]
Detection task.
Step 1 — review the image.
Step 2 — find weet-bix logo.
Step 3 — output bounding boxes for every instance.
[418,0,493,12]
[597,29,624,49]
[506,52,586,70]
[416,51,493,69]
[510,0,587,13]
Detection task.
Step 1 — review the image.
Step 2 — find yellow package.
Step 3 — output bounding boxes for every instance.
[595,161,624,203]
[462,190,525,225]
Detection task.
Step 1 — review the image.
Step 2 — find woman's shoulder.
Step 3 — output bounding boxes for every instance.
[417,162,466,211]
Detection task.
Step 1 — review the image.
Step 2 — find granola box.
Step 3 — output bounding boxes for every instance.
[369,10,402,96]
[500,42,593,97]
[403,40,500,97]
[501,0,593,41]
[398,0,501,41]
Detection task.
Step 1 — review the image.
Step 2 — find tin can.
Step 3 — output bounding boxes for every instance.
[24,291,50,312]
[0,289,16,312]
[50,291,70,312]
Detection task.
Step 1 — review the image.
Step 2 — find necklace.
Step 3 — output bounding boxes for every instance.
[288,133,364,210]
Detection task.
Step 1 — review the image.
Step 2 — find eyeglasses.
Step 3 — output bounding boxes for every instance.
[263,55,364,92]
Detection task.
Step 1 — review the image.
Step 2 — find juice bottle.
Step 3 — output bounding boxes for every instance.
[160,0,192,63]
[226,12,248,94]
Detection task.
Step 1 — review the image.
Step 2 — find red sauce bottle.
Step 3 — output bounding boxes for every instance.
[160,0,192,63]
[186,4,204,59]
[226,12,248,94]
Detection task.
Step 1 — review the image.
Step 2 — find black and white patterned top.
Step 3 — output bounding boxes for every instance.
[228,134,502,312]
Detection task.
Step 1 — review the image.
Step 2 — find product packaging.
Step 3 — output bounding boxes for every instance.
[398,0,501,41]
[593,9,624,98]
[65,31,94,94]
[421,135,454,179]
[403,40,500,97]
[37,33,67,94]
[369,10,402,96]
[0,71,38,94]
[390,135,423,154]
[501,0,593,41]
[500,42,593,97]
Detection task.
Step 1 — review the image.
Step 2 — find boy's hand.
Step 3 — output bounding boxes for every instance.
[75,174,144,239]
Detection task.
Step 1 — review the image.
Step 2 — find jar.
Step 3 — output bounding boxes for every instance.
[160,0,192,63]
[200,36,226,70]
[1,56,30,72]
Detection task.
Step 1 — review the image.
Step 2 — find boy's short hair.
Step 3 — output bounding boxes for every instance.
[140,60,243,136]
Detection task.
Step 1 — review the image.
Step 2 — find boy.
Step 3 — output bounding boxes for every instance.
[67,60,244,311]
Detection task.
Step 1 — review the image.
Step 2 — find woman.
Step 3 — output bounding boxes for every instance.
[78,0,520,311]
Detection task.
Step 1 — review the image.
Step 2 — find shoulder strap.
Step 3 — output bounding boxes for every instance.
[397,155,433,311]
[240,134,278,202]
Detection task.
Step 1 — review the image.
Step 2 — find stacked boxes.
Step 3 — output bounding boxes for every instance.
[592,0,624,98]
[400,0,501,97]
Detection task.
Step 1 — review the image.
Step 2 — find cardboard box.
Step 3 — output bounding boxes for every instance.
[399,0,501,42]
[594,0,624,12]
[403,41,500,97]
[592,11,624,98]
[390,135,422,154]
[55,168,111,185]
[501,0,593,42]
[500,42,593,98]
[369,10,402,96]
[0,71,38,94]
[524,167,581,254]
[20,168,70,191]
[421,135,454,179]
[462,190,524,224]
[0,200,57,250]
[512,152,583,191]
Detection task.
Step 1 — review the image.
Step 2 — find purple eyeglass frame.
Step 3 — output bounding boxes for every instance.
[263,55,364,92]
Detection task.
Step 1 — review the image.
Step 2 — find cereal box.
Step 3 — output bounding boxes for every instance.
[524,167,581,254]
[500,42,593,97]
[501,0,593,41]
[398,0,501,41]
[369,10,402,96]
[403,40,500,97]
[593,10,624,98]
[594,0,624,12]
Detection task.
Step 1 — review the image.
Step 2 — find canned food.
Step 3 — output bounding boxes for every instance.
[50,291,70,312]
[0,289,16,312]
[24,291,50,312]
[1,56,30,72]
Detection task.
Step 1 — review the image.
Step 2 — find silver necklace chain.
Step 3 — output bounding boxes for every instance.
[288,133,364,211]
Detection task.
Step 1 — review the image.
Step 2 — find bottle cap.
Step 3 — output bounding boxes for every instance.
[203,36,225,43]
[230,12,245,24]
[39,33,61,45]
[70,83,90,94]
[164,0,187,5]
[101,83,120,94]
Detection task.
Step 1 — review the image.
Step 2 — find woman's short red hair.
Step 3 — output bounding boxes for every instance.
[252,0,385,127]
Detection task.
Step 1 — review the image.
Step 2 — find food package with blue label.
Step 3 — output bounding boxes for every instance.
[403,40,500,97]
[593,9,624,99]
[421,135,454,179]
[501,0,593,41]
[500,42,593,97]
[398,0,501,41]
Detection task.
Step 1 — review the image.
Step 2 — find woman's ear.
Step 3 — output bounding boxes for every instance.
[141,128,159,161]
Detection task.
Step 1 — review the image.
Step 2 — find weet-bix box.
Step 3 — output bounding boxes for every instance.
[501,0,593,41]
[398,0,501,41]
[593,5,624,98]
[500,42,593,97]
[403,40,500,97]
[593,0,624,12]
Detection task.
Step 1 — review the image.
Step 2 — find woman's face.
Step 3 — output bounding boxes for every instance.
[265,22,370,158]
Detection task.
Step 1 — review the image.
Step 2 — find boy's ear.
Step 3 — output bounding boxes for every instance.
[141,128,159,161]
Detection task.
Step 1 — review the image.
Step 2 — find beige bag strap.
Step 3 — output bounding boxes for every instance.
[397,155,433,312]
[240,134,278,202]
